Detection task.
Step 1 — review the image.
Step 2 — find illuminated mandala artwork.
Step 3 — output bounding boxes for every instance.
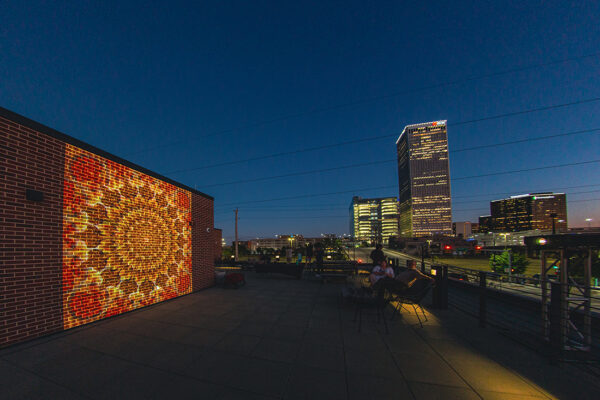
[63,145,192,329]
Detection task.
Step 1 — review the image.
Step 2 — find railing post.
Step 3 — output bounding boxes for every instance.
[431,265,448,309]
[441,265,448,309]
[549,281,565,357]
[479,271,486,328]
[432,266,440,308]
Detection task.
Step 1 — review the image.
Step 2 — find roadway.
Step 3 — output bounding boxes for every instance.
[347,247,416,265]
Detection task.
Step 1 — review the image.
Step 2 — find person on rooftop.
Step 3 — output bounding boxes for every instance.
[369,259,394,286]
[370,244,385,268]
[395,260,433,288]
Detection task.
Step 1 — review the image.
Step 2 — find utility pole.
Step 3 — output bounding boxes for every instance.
[234,208,239,262]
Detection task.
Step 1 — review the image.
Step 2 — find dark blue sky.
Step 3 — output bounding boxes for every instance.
[2,0,599,242]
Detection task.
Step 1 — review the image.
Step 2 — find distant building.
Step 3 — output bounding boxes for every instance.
[471,230,546,247]
[470,222,480,233]
[478,215,494,233]
[397,121,452,237]
[350,196,399,244]
[249,234,335,251]
[250,235,303,250]
[480,193,567,232]
[452,221,472,237]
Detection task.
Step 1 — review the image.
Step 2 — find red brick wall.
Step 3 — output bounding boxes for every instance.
[0,110,214,348]
[192,195,215,290]
[0,116,65,347]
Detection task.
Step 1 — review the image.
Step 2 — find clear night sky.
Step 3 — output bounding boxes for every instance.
[2,1,599,242]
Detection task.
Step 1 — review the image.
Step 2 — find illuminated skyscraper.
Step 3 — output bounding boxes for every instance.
[483,193,567,232]
[350,196,399,244]
[397,121,452,237]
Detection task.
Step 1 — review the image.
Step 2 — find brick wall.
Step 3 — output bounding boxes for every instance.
[192,195,215,290]
[0,116,65,347]
[0,108,214,347]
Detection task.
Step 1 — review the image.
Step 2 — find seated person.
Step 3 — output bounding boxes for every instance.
[369,260,394,286]
[395,260,433,288]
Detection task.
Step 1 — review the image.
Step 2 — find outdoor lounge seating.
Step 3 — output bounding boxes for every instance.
[386,279,433,328]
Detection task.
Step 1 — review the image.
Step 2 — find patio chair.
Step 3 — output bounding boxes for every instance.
[387,279,433,328]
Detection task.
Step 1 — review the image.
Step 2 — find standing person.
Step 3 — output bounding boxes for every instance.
[370,244,385,268]
[286,247,293,263]
[296,247,303,265]
[305,243,314,264]
[314,243,324,276]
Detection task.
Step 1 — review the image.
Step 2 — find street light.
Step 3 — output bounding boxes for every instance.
[586,218,593,229]
[557,219,565,233]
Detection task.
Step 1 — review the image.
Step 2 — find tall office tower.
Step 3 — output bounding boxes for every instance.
[350,196,399,244]
[397,121,452,237]
[487,193,567,232]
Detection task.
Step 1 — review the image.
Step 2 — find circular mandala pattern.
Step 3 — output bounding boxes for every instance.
[63,146,192,329]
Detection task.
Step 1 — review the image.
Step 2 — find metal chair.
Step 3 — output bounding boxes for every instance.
[387,279,433,328]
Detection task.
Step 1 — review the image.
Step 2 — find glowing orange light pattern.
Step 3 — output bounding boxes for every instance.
[62,145,192,329]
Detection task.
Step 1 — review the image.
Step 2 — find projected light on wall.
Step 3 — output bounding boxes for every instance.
[62,145,192,329]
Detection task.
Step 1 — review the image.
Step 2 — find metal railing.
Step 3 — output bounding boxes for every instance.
[382,254,599,363]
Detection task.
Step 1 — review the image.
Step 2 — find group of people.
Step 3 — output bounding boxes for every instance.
[281,243,325,272]
[368,244,433,294]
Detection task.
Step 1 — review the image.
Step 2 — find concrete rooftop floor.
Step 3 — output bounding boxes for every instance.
[1,273,598,399]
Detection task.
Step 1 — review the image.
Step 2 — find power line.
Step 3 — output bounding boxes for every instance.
[220,184,397,206]
[452,127,600,153]
[215,188,600,215]
[214,183,600,210]
[214,188,600,216]
[217,198,600,221]
[203,159,393,188]
[200,127,600,188]
[126,52,600,158]
[215,206,348,215]
[568,197,600,203]
[452,189,600,205]
[215,183,600,214]
[164,97,600,176]
[452,183,600,199]
[219,158,600,206]
[215,215,349,221]
[453,159,600,181]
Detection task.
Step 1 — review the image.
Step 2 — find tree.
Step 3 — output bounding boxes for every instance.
[489,251,529,275]
[566,250,600,282]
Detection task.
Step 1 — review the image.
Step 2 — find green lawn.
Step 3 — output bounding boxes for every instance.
[433,256,543,277]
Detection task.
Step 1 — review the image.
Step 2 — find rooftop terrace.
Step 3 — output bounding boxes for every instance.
[1,273,598,399]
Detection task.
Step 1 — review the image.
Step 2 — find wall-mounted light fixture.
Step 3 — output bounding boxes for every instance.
[26,189,44,202]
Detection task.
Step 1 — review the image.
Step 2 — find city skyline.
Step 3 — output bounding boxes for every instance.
[1,1,599,242]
